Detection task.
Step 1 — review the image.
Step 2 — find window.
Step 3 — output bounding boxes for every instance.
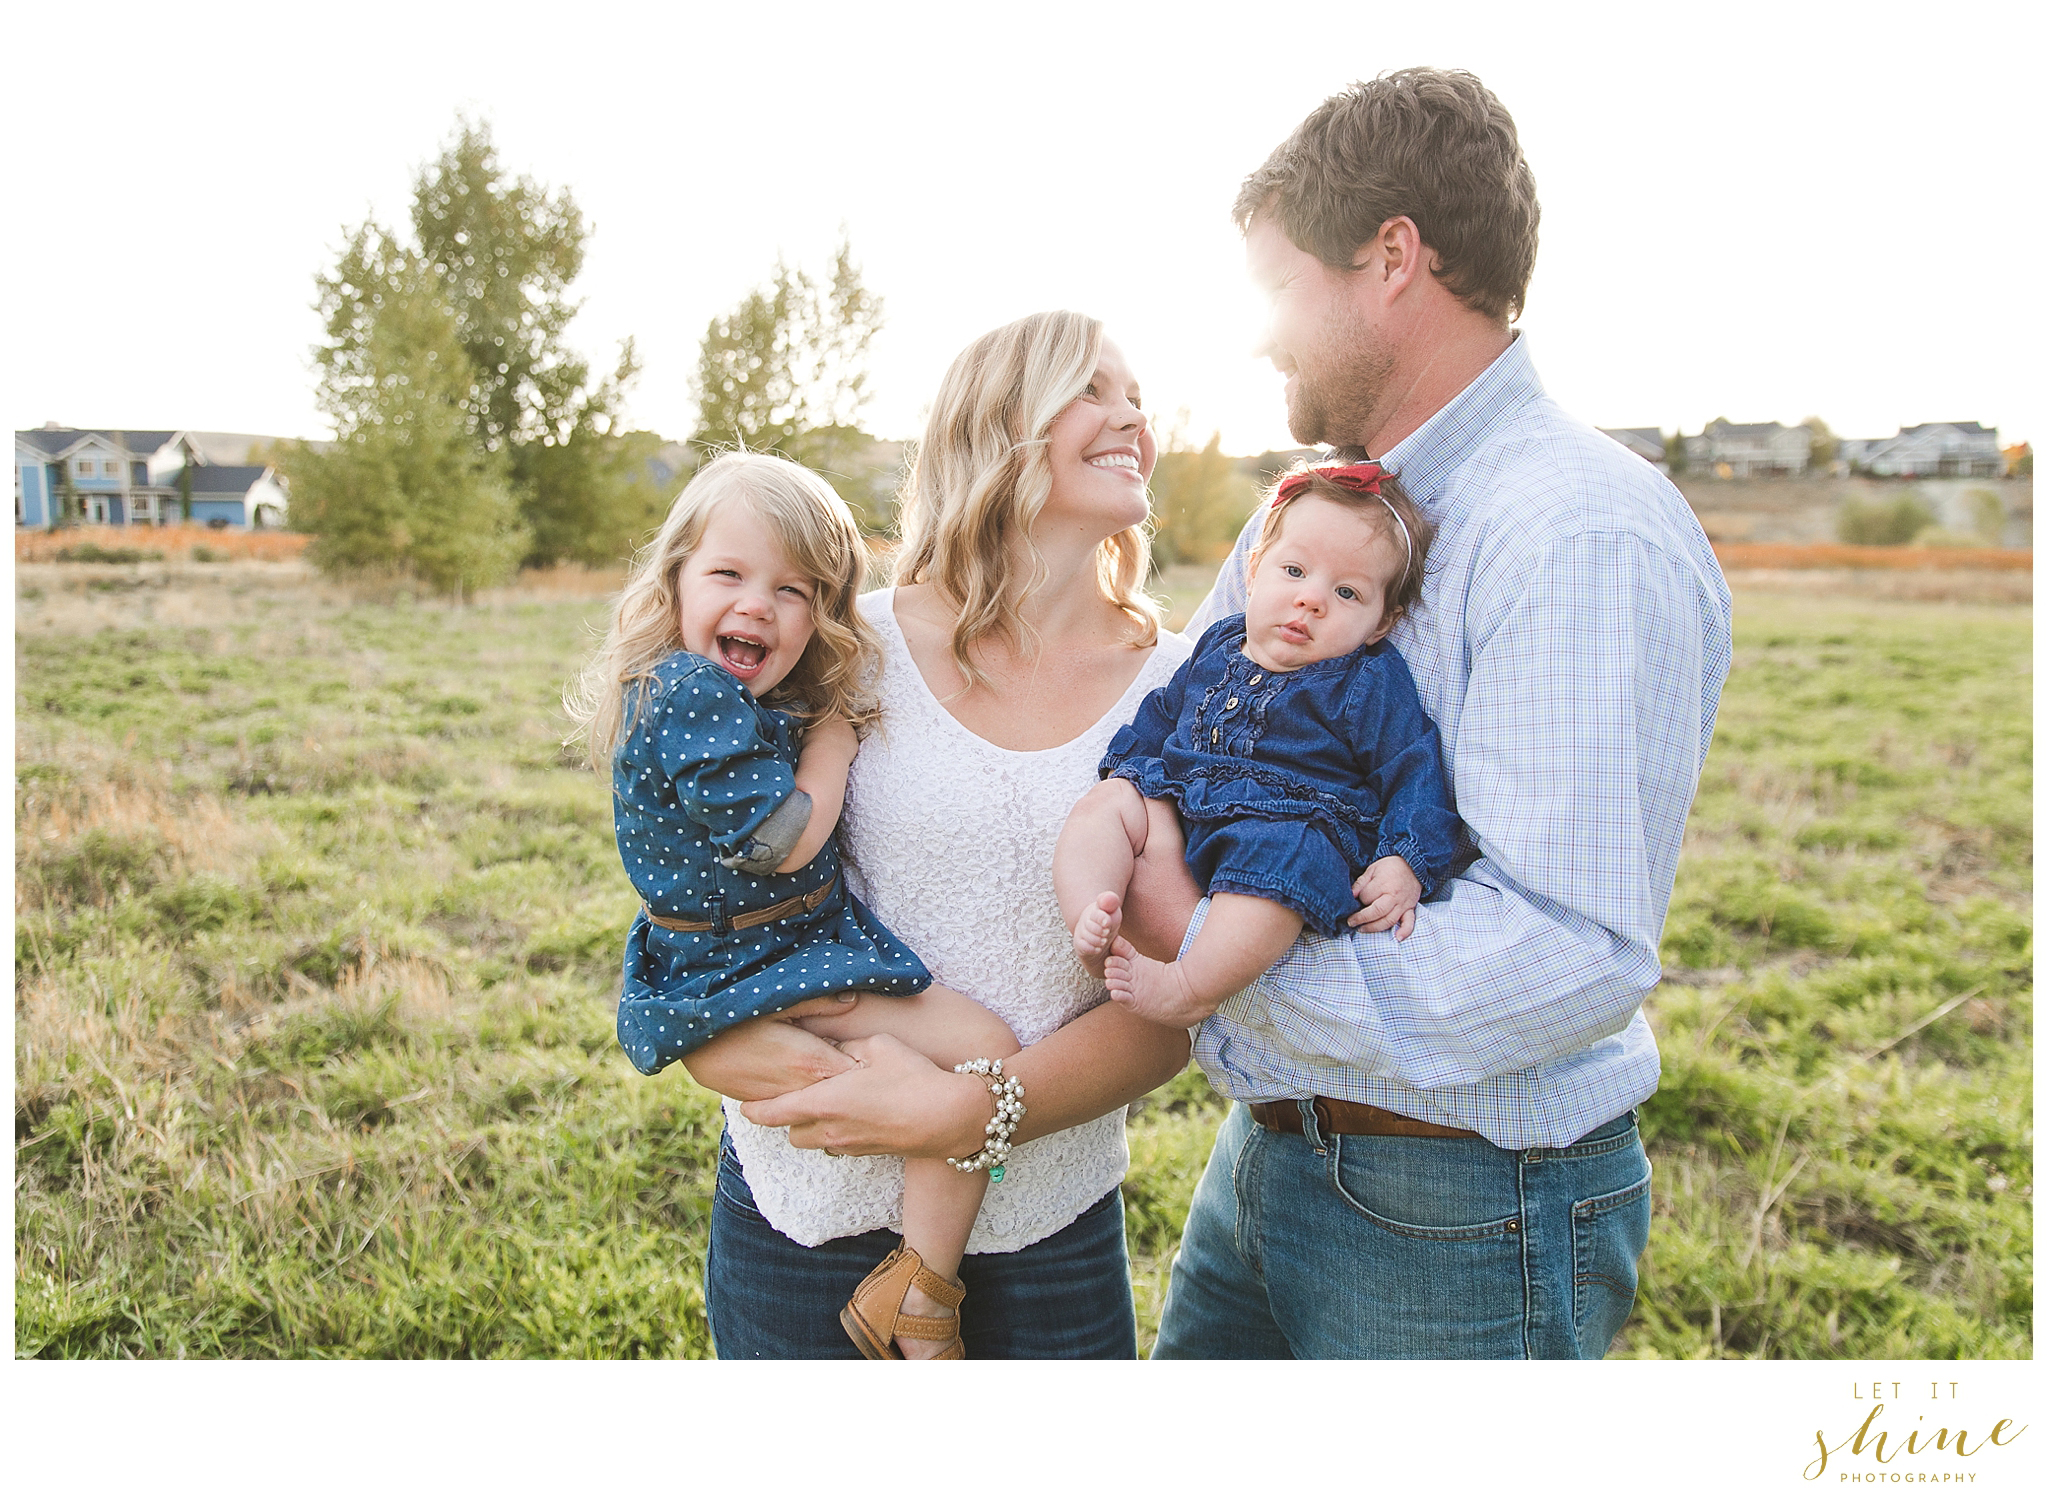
[75,459,94,477]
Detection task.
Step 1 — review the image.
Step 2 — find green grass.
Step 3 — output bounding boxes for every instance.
[13,573,2030,1357]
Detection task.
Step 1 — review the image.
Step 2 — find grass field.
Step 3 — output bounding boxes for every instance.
[13,560,2032,1358]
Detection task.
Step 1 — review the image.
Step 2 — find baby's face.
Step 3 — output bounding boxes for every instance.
[676,500,818,693]
[1242,495,1403,673]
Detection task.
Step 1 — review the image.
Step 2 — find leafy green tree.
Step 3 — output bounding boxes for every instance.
[1837,491,1935,546]
[1966,488,2005,543]
[1149,420,1258,567]
[1804,416,1837,471]
[521,421,672,567]
[691,237,884,482]
[286,230,527,595]
[53,464,79,527]
[1664,428,1688,476]
[309,118,649,567]
[409,119,589,457]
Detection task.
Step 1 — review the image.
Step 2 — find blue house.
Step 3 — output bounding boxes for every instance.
[15,425,289,529]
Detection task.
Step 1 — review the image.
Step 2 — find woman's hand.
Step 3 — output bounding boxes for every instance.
[679,995,861,1102]
[740,1034,992,1159]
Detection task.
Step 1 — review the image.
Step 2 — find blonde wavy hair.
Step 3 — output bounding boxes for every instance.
[565,452,882,770]
[893,310,1160,689]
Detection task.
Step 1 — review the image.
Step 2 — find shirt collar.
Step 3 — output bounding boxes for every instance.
[1375,332,1544,506]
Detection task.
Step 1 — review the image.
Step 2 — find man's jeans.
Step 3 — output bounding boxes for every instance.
[1152,1103,1651,1359]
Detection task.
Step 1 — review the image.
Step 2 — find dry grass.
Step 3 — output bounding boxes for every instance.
[16,525,311,563]
[1712,542,2030,572]
[1716,567,2032,604]
[13,568,2031,1359]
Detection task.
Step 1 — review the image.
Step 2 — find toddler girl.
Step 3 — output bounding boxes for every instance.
[566,452,1019,1360]
[1054,461,1465,1024]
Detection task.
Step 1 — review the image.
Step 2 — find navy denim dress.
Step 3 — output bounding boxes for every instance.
[612,651,930,1075]
[1099,615,1464,936]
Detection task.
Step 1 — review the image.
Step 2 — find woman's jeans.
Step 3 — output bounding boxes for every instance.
[1152,1103,1651,1359]
[705,1138,1138,1358]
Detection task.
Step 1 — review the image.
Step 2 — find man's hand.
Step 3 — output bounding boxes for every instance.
[1349,855,1421,940]
[679,995,861,1101]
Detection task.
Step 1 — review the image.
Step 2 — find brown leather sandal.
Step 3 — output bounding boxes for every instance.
[840,1242,966,1360]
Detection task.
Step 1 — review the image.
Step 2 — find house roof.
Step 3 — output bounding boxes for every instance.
[14,427,181,460]
[185,464,270,495]
[1901,421,1994,437]
[1705,420,1793,438]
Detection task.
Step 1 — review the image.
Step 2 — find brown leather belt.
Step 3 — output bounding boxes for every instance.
[1250,1097,1483,1140]
[644,875,837,934]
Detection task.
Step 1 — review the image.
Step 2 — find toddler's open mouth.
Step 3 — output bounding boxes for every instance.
[719,635,769,676]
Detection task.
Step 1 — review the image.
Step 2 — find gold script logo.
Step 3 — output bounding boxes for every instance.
[1806,1382,2029,1480]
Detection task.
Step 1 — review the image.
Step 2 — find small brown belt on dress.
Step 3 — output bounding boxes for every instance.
[643,875,837,934]
[1250,1096,1483,1140]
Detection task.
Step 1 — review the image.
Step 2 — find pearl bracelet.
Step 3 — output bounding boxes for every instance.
[947,1057,1025,1182]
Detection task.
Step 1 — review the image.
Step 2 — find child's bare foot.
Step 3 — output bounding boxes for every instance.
[893,1280,959,1360]
[1104,937,1218,1028]
[1072,891,1123,979]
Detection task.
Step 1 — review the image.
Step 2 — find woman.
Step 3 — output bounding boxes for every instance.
[683,310,1197,1358]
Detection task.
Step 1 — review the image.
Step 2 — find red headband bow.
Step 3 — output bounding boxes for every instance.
[1273,462,1386,506]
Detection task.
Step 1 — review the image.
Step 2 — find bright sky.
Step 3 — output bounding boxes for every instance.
[7,2,2041,455]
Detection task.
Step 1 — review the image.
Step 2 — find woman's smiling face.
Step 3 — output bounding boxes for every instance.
[676,498,818,693]
[1040,337,1156,539]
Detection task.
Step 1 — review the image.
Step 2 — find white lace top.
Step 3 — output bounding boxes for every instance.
[722,589,1194,1251]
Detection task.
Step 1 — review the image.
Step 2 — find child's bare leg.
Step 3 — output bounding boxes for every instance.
[799,985,1017,1358]
[1117,794,1204,964]
[1056,781,1201,977]
[1105,893,1302,1026]
[1053,778,1151,976]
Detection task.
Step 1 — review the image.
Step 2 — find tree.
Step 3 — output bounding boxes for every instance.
[309,118,651,568]
[1804,416,1837,472]
[1837,491,1935,546]
[54,463,79,527]
[1664,428,1688,477]
[1149,418,1259,568]
[691,237,884,480]
[285,228,527,595]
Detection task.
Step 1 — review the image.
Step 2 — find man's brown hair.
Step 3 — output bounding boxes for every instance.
[1234,68,1539,324]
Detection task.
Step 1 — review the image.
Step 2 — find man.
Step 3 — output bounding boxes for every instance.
[1151,68,1732,1359]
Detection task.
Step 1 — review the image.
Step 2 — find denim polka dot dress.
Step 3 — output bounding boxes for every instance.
[612,651,930,1076]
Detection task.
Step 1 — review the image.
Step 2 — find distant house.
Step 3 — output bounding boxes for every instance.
[1685,419,1810,478]
[14,424,289,529]
[188,464,289,528]
[1849,422,2002,478]
[1599,428,1667,471]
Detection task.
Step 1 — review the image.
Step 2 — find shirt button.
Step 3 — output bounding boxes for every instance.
[1210,729,1219,745]
[1248,674,1262,685]
[1226,697,1238,710]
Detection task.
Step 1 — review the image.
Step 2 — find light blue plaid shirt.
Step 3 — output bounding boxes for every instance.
[1185,335,1732,1148]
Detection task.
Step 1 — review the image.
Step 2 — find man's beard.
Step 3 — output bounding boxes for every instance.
[1286,321,1394,451]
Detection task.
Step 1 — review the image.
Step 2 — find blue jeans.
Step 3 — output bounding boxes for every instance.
[1152,1103,1651,1359]
[705,1140,1138,1359]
